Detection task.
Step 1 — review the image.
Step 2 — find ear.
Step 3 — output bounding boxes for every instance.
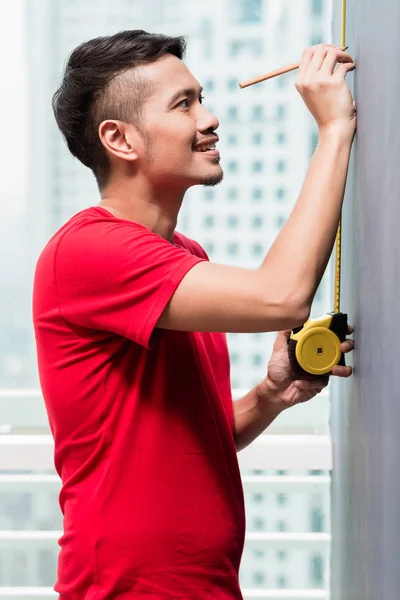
[98,120,141,162]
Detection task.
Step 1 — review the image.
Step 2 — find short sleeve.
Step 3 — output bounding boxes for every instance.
[54,218,205,348]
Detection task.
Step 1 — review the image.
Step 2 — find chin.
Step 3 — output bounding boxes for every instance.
[201,165,224,187]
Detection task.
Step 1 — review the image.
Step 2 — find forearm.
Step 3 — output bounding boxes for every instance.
[259,127,353,310]
[234,384,284,452]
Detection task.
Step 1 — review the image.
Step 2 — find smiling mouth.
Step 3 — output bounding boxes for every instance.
[193,147,220,157]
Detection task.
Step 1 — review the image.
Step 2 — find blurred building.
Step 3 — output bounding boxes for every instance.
[0,0,333,592]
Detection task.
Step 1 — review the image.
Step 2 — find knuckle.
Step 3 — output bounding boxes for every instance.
[303,80,319,92]
[295,79,303,91]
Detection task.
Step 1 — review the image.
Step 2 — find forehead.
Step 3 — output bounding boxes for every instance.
[137,54,200,103]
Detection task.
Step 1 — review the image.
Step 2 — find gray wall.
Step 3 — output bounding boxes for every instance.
[331,1,400,599]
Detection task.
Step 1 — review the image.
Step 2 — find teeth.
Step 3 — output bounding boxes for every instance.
[196,146,216,152]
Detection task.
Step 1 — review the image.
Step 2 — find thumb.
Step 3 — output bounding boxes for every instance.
[274,330,291,349]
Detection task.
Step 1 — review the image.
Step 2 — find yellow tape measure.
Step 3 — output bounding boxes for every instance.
[288,0,348,379]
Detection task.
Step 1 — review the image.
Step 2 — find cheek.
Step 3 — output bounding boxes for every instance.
[151,116,196,153]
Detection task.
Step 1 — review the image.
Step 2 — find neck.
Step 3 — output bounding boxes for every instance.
[99,175,186,244]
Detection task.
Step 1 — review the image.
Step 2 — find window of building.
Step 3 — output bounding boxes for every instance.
[312,0,323,16]
[203,79,215,93]
[276,131,286,145]
[277,550,288,561]
[228,133,238,145]
[276,215,285,228]
[252,492,264,503]
[277,75,288,89]
[252,571,265,585]
[310,129,319,157]
[252,160,264,173]
[311,507,325,532]
[204,189,215,201]
[276,188,286,201]
[252,215,264,228]
[227,188,238,200]
[38,549,57,586]
[252,132,263,145]
[277,520,287,531]
[310,34,324,45]
[276,104,286,120]
[253,549,265,559]
[227,215,239,228]
[277,492,288,506]
[229,39,263,58]
[227,242,239,255]
[252,242,263,256]
[276,160,287,173]
[205,242,215,255]
[10,551,28,585]
[253,517,265,531]
[230,352,239,365]
[310,553,325,586]
[277,574,288,588]
[228,161,238,173]
[252,188,263,201]
[252,105,265,121]
[233,0,263,24]
[203,215,215,228]
[252,332,264,340]
[227,106,238,121]
[227,78,238,91]
[252,353,262,366]
[0,492,32,523]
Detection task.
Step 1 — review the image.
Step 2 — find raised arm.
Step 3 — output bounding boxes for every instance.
[157,45,356,334]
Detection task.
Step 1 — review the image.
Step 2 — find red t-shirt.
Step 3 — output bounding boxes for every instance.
[33,206,245,599]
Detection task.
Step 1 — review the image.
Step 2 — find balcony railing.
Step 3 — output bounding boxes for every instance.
[0,389,332,600]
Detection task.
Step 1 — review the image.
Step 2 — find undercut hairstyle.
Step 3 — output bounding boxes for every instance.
[52,30,186,189]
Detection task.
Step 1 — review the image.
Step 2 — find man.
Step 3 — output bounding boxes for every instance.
[33,30,355,599]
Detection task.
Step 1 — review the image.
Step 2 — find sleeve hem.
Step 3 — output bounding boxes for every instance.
[135,254,206,349]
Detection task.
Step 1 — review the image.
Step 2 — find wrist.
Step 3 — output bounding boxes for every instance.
[318,121,355,145]
[255,377,287,414]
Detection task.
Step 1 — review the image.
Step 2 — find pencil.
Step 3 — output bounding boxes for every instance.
[239,46,349,89]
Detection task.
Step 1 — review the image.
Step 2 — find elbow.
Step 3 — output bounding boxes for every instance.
[287,302,311,328]
[276,293,311,330]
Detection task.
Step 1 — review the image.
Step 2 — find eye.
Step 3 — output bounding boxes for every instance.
[176,94,205,109]
[177,98,190,108]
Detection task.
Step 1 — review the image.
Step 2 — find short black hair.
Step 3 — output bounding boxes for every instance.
[52,30,186,189]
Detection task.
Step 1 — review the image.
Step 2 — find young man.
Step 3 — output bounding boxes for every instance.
[33,30,355,599]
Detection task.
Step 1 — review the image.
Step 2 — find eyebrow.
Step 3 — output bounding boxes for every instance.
[168,86,204,106]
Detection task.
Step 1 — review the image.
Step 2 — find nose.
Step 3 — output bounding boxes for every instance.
[197,104,219,133]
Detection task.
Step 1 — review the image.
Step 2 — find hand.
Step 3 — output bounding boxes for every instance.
[295,44,356,140]
[256,326,354,410]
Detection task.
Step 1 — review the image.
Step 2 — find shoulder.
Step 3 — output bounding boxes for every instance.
[174,231,209,261]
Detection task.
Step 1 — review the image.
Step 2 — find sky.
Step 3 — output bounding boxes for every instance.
[1,0,26,209]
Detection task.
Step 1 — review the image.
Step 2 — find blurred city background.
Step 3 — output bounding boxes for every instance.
[0,0,334,596]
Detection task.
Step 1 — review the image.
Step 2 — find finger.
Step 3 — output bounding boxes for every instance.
[307,45,337,73]
[294,377,329,391]
[273,329,291,351]
[297,44,335,79]
[347,325,354,335]
[320,48,355,75]
[340,339,354,353]
[297,46,316,80]
[332,365,353,377]
[333,62,356,80]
